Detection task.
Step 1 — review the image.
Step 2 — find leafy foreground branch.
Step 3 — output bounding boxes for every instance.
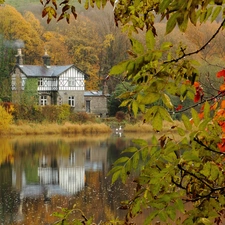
[109,115,225,224]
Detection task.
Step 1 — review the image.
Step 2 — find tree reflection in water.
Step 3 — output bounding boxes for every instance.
[0,134,138,224]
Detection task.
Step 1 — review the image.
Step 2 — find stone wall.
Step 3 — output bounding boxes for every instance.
[58,90,85,112]
[84,95,108,117]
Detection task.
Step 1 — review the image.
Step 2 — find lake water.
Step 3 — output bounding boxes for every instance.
[0,133,151,225]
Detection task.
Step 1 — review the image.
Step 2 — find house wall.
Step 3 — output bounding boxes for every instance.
[11,68,27,104]
[58,90,85,112]
[58,68,85,91]
[84,96,108,117]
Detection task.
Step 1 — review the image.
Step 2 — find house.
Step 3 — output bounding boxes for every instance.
[10,49,109,117]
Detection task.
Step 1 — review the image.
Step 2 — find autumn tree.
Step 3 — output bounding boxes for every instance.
[41,30,73,65]
[85,5,130,92]
[0,4,44,64]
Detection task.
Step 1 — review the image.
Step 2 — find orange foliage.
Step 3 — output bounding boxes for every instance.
[193,82,204,102]
[216,69,225,80]
[218,139,225,152]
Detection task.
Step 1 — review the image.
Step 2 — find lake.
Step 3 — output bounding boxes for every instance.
[0,133,152,225]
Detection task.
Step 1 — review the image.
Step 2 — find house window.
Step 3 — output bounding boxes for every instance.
[68,96,75,107]
[21,78,26,90]
[86,100,90,113]
[40,96,47,105]
[68,77,76,87]
[38,78,43,86]
[11,78,16,90]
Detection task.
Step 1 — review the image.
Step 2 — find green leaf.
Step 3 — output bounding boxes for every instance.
[132,100,139,117]
[132,139,148,146]
[177,127,186,136]
[114,156,130,165]
[160,41,173,50]
[110,60,129,75]
[199,118,210,131]
[178,13,188,32]
[158,210,168,221]
[131,199,141,216]
[211,6,222,22]
[52,212,65,218]
[166,12,179,34]
[167,207,176,221]
[144,211,158,225]
[112,170,121,184]
[132,152,140,169]
[158,106,173,122]
[152,111,163,131]
[122,146,138,153]
[141,146,149,161]
[162,93,173,109]
[138,103,145,113]
[190,10,198,25]
[130,38,144,54]
[119,99,132,107]
[176,198,185,213]
[191,108,200,126]
[107,165,123,176]
[181,114,192,131]
[146,30,155,50]
[84,0,89,10]
[120,167,127,183]
[203,101,210,118]
[95,0,101,9]
[159,0,170,12]
[140,92,161,105]
[183,151,200,162]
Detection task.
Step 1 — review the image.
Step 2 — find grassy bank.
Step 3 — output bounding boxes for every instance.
[0,120,184,136]
[2,122,112,136]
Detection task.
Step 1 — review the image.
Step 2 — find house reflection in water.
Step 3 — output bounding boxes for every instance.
[12,145,107,202]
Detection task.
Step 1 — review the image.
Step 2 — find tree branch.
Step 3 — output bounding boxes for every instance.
[194,137,225,156]
[164,19,225,64]
[171,89,225,114]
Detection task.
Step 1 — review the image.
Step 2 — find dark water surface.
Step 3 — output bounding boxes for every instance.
[0,133,149,225]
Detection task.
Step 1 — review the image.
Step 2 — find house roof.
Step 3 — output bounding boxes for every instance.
[15,64,86,78]
[84,91,103,96]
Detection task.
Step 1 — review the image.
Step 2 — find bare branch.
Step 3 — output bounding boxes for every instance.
[164,19,225,64]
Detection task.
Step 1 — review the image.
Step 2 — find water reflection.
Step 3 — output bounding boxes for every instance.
[0,134,140,224]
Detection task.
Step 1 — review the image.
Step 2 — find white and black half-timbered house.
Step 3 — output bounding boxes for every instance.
[10,49,109,116]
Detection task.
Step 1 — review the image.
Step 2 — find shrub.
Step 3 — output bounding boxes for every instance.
[0,105,13,132]
[58,104,71,122]
[115,111,126,122]
[69,112,96,123]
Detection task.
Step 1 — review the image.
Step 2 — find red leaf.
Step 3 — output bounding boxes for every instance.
[218,138,225,152]
[216,69,225,78]
[175,104,183,111]
[194,91,200,102]
[193,81,200,88]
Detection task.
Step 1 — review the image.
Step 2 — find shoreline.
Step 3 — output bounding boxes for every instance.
[0,121,181,136]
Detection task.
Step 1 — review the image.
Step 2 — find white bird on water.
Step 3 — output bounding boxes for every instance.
[116,125,122,131]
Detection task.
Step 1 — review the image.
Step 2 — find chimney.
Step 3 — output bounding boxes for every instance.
[42,50,51,67]
[16,48,23,66]
[102,81,109,95]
